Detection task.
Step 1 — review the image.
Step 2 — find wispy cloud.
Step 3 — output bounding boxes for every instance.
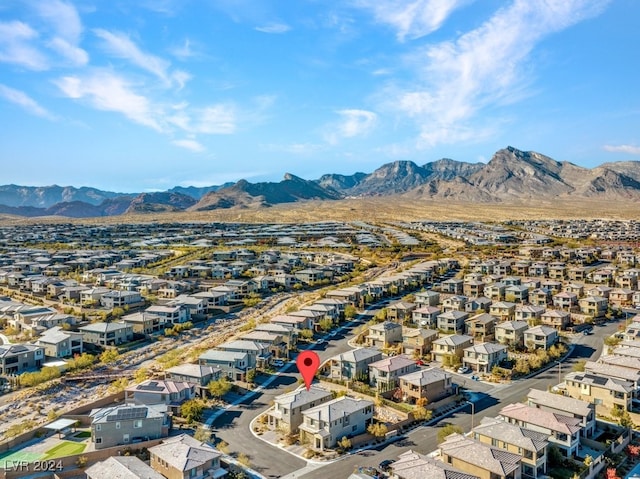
[34,0,88,66]
[54,70,163,131]
[0,83,55,119]
[255,23,291,34]
[0,21,49,70]
[261,143,325,155]
[94,29,187,88]
[604,144,640,155]
[325,109,377,144]
[170,38,197,60]
[354,0,471,41]
[172,139,205,152]
[385,0,610,148]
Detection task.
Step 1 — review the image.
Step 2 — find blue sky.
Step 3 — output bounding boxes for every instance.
[0,0,638,193]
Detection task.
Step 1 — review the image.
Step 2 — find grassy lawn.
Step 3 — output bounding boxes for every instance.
[42,441,86,459]
[74,431,92,438]
[0,451,43,469]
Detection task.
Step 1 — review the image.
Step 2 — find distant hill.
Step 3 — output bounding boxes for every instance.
[2,146,640,218]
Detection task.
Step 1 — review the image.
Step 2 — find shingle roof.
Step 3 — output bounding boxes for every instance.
[149,434,221,472]
[499,403,581,435]
[86,456,165,479]
[527,388,593,417]
[392,449,480,479]
[439,434,521,476]
[473,417,548,453]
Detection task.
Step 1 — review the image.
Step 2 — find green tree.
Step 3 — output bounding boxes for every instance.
[337,436,352,451]
[318,318,334,332]
[208,377,232,399]
[99,348,120,364]
[111,307,125,319]
[299,328,314,340]
[437,424,463,443]
[344,305,357,319]
[180,398,205,423]
[246,369,256,384]
[367,422,388,440]
[412,406,432,422]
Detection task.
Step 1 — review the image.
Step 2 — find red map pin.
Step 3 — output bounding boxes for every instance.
[296,350,320,390]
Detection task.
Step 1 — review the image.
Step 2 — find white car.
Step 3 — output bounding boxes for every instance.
[272,359,285,367]
[457,366,471,374]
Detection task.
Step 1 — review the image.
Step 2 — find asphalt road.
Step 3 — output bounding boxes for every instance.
[296,320,619,479]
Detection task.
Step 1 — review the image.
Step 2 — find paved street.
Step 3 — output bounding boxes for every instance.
[212,316,618,479]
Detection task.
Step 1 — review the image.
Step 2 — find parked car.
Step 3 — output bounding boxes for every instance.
[457,366,471,374]
[416,359,425,366]
[272,359,285,367]
[379,459,395,471]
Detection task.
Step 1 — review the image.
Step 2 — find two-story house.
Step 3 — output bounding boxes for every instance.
[432,334,474,365]
[0,343,45,374]
[540,310,571,330]
[329,348,382,381]
[298,396,374,451]
[489,302,516,322]
[149,434,227,479]
[524,326,558,351]
[462,342,508,374]
[495,321,528,347]
[526,389,596,438]
[564,372,633,412]
[472,417,548,479]
[125,380,195,410]
[465,313,497,342]
[267,386,333,434]
[198,349,250,381]
[90,404,169,449]
[79,321,133,347]
[439,433,522,479]
[366,321,403,348]
[578,296,608,318]
[35,326,83,358]
[368,355,418,393]
[390,450,480,479]
[166,364,222,396]
[411,306,440,328]
[399,367,455,405]
[401,327,438,357]
[499,403,581,458]
[436,311,469,334]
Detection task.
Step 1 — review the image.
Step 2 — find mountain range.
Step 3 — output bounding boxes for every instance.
[2,146,640,218]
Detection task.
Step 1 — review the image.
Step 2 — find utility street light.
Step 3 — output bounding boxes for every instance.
[467,400,475,430]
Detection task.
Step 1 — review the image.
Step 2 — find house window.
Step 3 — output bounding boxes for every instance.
[116,422,121,429]
[96,437,102,444]
[134,420,142,428]
[189,468,197,478]
[96,424,101,431]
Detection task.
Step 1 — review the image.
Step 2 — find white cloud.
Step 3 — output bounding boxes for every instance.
[255,23,291,34]
[604,144,640,155]
[386,0,610,148]
[0,21,48,70]
[326,109,377,144]
[54,70,162,131]
[0,83,55,119]
[170,39,197,60]
[34,0,89,66]
[354,0,470,41]
[195,105,237,134]
[172,139,205,152]
[261,143,325,155]
[94,29,180,87]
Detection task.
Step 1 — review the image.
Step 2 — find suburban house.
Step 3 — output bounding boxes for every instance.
[387,301,417,322]
[35,326,83,358]
[166,364,222,396]
[485,282,507,301]
[198,350,250,381]
[216,340,270,369]
[442,295,468,313]
[610,289,634,308]
[0,343,45,374]
[122,312,166,335]
[498,403,581,458]
[125,380,196,409]
[366,321,403,348]
[368,355,418,392]
[472,417,549,479]
[90,404,169,449]
[530,288,552,307]
[328,348,382,381]
[563,372,634,412]
[579,296,608,318]
[298,396,374,451]
[495,321,529,347]
[145,304,190,325]
[79,321,134,347]
[552,292,578,311]
[390,449,480,479]
[398,367,455,405]
[411,306,440,328]
[149,434,227,479]
[436,311,469,334]
[489,302,516,322]
[465,297,492,314]
[514,305,545,324]
[401,327,437,357]
[439,433,523,479]
[414,290,440,308]
[523,326,558,351]
[465,313,497,341]
[462,342,508,374]
[432,335,474,365]
[526,389,596,438]
[540,310,571,330]
[100,290,143,308]
[584,360,640,391]
[86,456,165,479]
[267,386,333,434]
